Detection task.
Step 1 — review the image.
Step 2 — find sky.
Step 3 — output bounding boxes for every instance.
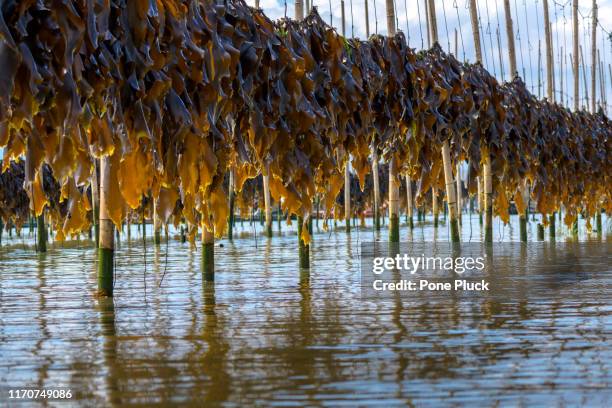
[247,0,612,113]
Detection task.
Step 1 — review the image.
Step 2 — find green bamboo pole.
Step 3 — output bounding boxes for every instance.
[263,164,273,237]
[344,161,351,233]
[228,167,235,240]
[432,188,439,228]
[98,156,114,297]
[202,222,214,281]
[483,156,493,243]
[37,213,46,252]
[373,148,381,231]
[92,161,100,248]
[596,211,602,234]
[389,159,400,243]
[537,223,544,240]
[0,219,3,245]
[441,141,460,242]
[153,199,161,245]
[549,212,556,239]
[298,215,310,268]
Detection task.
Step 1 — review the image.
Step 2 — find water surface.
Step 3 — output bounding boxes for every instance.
[0,214,610,406]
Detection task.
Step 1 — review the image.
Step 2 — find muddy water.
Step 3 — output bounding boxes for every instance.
[0,214,610,406]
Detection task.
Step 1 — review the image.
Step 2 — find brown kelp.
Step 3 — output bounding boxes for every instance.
[0,0,609,243]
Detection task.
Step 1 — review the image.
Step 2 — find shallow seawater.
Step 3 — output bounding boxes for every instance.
[0,214,611,406]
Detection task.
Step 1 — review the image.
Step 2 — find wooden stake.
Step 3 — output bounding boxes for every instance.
[98,155,114,297]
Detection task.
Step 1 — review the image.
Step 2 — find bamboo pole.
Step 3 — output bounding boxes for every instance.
[503,0,517,77]
[263,163,272,237]
[456,162,462,224]
[36,169,47,252]
[365,0,370,38]
[98,155,114,297]
[153,198,161,245]
[442,143,460,241]
[573,0,579,110]
[202,221,214,281]
[405,174,413,229]
[580,46,589,108]
[372,148,380,230]
[428,0,459,242]
[543,0,557,238]
[432,188,439,228]
[483,157,493,243]
[295,0,303,21]
[37,214,46,252]
[544,0,555,102]
[341,1,350,233]
[468,0,489,240]
[0,219,3,245]
[298,215,309,268]
[477,175,483,225]
[468,0,483,63]
[228,167,235,240]
[341,0,346,37]
[92,160,100,248]
[590,0,597,114]
[345,161,351,233]
[503,0,528,242]
[385,0,399,242]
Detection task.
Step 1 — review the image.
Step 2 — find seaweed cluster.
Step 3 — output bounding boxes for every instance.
[0,1,610,240]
